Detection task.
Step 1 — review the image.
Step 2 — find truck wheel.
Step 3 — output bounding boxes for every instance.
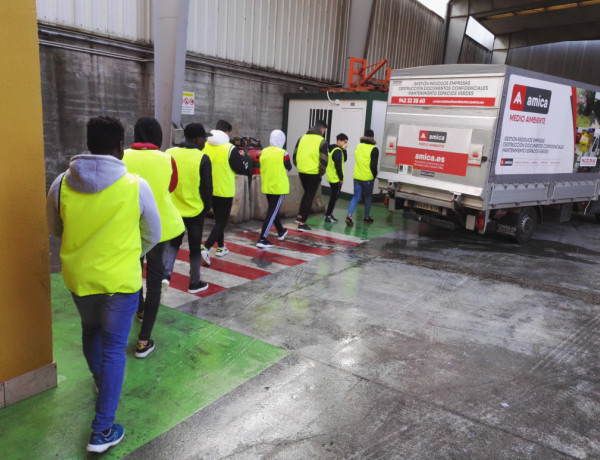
[515,207,535,244]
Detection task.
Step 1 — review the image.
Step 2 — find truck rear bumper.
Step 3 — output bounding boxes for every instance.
[403,210,457,230]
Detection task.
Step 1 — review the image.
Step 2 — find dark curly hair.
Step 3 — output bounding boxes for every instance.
[87,116,124,154]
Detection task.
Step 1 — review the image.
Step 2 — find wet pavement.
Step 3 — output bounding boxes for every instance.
[122,208,600,459]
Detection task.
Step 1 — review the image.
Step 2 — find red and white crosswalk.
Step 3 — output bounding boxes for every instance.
[154,223,365,309]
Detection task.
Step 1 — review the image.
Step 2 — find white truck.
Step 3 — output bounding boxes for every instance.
[380,64,600,243]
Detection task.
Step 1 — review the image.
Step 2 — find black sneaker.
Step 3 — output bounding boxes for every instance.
[297,223,312,232]
[87,423,125,453]
[188,281,209,293]
[325,215,338,223]
[257,238,274,249]
[135,339,155,359]
[278,229,288,241]
[345,216,354,226]
[363,217,374,223]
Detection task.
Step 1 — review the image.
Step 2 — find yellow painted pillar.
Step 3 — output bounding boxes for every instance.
[0,0,56,408]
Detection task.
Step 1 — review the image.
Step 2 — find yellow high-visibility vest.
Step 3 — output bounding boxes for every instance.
[123,148,184,241]
[203,142,235,197]
[353,143,375,181]
[167,146,205,217]
[260,146,289,195]
[60,173,142,296]
[326,146,344,183]
[296,134,323,174]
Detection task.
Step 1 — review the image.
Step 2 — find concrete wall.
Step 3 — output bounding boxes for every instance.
[1,0,55,407]
[40,25,319,189]
[40,26,155,188]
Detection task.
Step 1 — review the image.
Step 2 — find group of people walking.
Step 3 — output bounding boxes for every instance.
[293,120,379,230]
[46,114,378,453]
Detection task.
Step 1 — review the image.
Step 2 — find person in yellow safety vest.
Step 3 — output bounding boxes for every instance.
[256,129,292,248]
[123,117,185,359]
[46,116,161,454]
[345,129,379,226]
[292,120,329,231]
[324,133,349,223]
[201,119,249,261]
[163,123,213,293]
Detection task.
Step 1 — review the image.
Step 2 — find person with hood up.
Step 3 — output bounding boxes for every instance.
[46,116,161,453]
[256,129,292,248]
[163,123,213,293]
[123,117,185,358]
[345,129,379,226]
[201,119,249,261]
[324,132,349,223]
[293,120,328,231]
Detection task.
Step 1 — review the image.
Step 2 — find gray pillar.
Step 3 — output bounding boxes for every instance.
[491,35,509,64]
[153,0,190,151]
[344,0,374,84]
[443,0,469,64]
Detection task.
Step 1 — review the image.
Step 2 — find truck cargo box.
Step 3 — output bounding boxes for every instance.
[380,64,600,243]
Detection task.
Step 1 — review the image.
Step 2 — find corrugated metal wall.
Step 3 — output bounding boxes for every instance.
[367,0,445,76]
[37,0,349,82]
[459,36,489,64]
[187,0,349,82]
[36,0,151,42]
[507,41,600,87]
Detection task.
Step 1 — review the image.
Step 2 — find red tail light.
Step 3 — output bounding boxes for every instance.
[476,211,485,229]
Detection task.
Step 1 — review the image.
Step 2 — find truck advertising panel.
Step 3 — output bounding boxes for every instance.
[395,125,473,176]
[495,75,600,176]
[390,77,500,107]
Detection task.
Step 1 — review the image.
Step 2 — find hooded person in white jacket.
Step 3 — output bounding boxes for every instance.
[200,120,248,262]
[256,129,292,248]
[46,116,160,454]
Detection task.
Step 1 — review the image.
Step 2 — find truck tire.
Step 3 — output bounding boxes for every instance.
[515,207,535,244]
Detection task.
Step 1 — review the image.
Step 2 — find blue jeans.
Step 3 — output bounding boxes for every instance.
[72,291,138,432]
[348,179,374,217]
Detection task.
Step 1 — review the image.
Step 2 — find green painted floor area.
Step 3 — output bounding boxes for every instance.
[1,274,288,459]
[306,198,407,239]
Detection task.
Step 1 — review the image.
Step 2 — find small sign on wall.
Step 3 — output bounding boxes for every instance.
[182,91,195,115]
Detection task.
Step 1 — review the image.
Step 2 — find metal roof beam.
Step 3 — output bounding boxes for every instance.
[479,4,600,36]
[501,20,600,48]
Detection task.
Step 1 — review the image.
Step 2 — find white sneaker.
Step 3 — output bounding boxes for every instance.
[278,229,288,241]
[215,246,230,257]
[160,279,169,300]
[201,245,211,266]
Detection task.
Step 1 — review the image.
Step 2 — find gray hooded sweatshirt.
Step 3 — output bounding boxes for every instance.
[46,154,161,257]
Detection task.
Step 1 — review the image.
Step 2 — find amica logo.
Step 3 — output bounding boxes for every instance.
[510,84,551,114]
[418,130,447,143]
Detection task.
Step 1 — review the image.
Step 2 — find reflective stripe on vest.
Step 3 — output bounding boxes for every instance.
[326,146,344,183]
[260,146,289,195]
[353,143,375,181]
[296,134,323,174]
[166,146,205,217]
[60,173,142,296]
[123,148,184,241]
[203,142,235,197]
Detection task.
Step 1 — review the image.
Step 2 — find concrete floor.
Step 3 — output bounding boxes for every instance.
[122,210,600,459]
